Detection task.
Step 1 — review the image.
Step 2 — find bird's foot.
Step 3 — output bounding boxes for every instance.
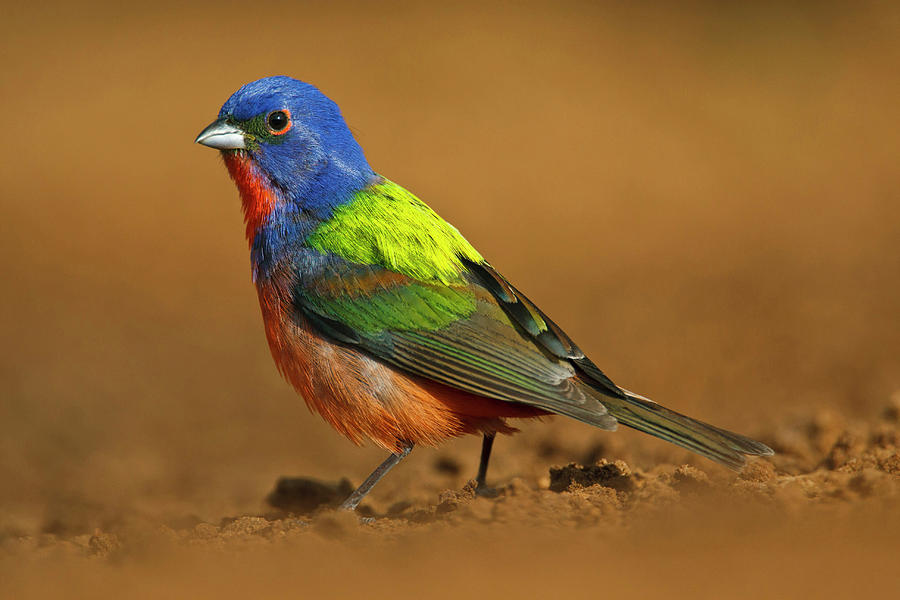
[474,482,500,498]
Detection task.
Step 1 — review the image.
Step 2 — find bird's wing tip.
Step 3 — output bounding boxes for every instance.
[755,443,776,457]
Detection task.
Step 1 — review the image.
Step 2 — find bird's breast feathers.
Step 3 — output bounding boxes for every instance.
[223,151,279,244]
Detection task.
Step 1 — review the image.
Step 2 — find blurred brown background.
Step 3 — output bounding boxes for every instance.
[1,0,898,597]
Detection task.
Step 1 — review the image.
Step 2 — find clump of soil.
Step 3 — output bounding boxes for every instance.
[548,459,635,492]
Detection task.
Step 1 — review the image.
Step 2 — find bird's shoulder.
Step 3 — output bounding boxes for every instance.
[303,177,483,285]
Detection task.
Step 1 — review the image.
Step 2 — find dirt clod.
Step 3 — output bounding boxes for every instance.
[823,431,867,470]
[549,459,634,492]
[87,529,121,558]
[672,465,711,490]
[738,459,776,483]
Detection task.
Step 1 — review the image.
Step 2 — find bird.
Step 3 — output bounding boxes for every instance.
[195,76,773,510]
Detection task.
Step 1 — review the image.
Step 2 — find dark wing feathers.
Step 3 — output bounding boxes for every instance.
[463,260,625,399]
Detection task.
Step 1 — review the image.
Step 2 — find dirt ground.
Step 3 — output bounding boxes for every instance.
[2,2,899,599]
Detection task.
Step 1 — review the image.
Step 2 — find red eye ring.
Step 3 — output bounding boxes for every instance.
[266,109,292,135]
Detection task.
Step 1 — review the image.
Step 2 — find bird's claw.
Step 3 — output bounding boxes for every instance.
[475,483,500,498]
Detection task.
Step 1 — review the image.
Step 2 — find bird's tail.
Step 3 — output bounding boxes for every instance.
[598,389,774,470]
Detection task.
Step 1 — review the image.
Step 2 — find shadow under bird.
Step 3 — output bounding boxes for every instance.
[195,76,773,510]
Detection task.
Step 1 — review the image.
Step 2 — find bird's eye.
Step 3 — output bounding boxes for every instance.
[266,110,291,134]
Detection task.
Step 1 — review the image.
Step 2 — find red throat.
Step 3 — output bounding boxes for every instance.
[223,152,278,243]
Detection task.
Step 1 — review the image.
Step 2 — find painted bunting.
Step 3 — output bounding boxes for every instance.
[195,76,772,510]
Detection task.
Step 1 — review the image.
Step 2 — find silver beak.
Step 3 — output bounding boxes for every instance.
[195,119,246,150]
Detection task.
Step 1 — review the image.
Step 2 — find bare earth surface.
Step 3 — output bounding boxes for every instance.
[2,2,898,598]
[4,400,900,599]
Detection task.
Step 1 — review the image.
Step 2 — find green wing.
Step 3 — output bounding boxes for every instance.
[294,259,617,428]
[296,179,619,428]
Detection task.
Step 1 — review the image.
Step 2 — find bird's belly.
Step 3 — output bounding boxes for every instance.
[257,285,545,452]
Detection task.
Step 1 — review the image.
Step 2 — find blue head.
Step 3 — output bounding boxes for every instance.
[196,76,375,217]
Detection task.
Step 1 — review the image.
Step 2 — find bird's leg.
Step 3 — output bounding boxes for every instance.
[340,443,413,511]
[475,433,498,497]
